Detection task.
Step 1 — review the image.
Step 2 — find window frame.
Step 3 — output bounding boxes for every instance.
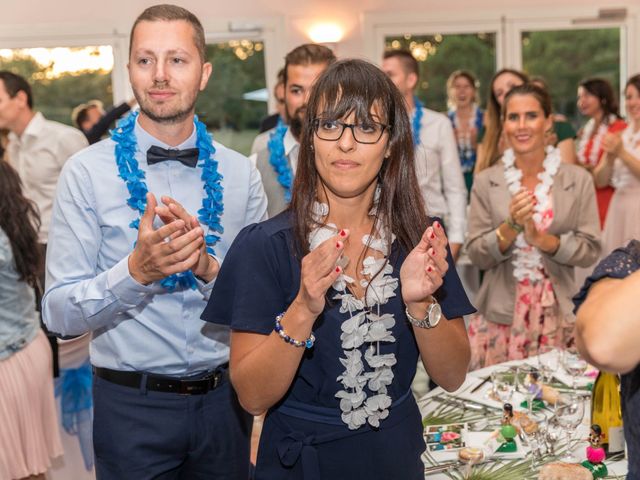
[0,16,285,112]
[364,5,639,110]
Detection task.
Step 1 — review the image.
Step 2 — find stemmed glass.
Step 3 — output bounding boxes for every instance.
[562,346,588,390]
[537,345,560,383]
[516,365,542,415]
[491,368,515,403]
[553,393,585,463]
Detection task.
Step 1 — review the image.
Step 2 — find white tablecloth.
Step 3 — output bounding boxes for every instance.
[418,355,629,479]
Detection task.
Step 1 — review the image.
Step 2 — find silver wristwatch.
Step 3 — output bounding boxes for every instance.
[405,298,442,329]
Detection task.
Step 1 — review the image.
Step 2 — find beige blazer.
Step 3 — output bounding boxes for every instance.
[466,162,601,325]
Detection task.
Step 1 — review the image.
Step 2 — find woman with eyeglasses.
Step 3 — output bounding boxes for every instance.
[202,59,473,479]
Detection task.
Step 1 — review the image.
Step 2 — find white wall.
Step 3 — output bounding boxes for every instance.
[1,1,638,105]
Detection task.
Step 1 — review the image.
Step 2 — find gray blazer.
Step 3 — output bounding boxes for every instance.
[466,162,601,325]
[255,146,289,218]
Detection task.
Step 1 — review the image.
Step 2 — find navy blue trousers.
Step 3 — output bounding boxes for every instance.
[93,372,252,480]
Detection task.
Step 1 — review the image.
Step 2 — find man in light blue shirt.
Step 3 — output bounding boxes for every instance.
[43,4,267,479]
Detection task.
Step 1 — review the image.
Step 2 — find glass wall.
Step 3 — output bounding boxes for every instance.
[196,39,267,155]
[384,33,496,113]
[521,28,621,127]
[0,46,114,125]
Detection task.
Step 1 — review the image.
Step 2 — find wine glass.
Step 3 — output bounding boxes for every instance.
[562,346,588,390]
[553,393,585,462]
[516,366,543,415]
[491,368,515,403]
[537,345,560,383]
[542,418,563,456]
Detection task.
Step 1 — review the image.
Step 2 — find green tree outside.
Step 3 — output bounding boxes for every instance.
[385,33,497,113]
[522,28,620,127]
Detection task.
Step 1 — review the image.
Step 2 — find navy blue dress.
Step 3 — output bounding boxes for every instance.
[574,240,640,480]
[202,213,475,480]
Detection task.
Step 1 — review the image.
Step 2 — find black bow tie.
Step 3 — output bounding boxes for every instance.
[146,145,199,168]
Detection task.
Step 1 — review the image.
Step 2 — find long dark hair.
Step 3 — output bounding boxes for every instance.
[0,161,42,287]
[477,68,529,173]
[579,77,621,123]
[290,58,428,256]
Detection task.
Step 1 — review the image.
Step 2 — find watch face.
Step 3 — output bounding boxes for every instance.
[429,302,442,326]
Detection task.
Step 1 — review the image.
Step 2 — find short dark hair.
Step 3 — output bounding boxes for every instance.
[0,71,33,109]
[71,100,103,129]
[283,44,336,85]
[503,83,553,120]
[383,50,419,77]
[579,77,621,122]
[129,4,206,62]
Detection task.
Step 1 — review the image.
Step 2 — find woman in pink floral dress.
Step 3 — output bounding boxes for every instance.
[466,84,601,369]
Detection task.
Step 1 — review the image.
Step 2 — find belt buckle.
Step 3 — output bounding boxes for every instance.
[178,379,205,395]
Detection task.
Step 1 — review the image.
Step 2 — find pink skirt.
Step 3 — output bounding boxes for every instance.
[601,186,640,257]
[0,329,63,479]
[468,278,572,370]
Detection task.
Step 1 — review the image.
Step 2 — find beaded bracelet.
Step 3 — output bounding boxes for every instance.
[274,313,315,349]
[504,217,524,233]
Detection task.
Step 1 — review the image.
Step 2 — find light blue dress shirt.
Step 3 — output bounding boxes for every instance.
[43,119,268,375]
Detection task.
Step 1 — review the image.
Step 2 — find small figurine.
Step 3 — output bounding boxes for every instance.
[501,403,514,426]
[581,424,608,478]
[497,403,518,453]
[527,371,543,400]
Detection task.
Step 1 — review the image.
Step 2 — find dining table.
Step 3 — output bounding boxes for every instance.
[418,353,629,479]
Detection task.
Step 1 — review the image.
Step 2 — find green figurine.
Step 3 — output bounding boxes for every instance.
[497,403,518,453]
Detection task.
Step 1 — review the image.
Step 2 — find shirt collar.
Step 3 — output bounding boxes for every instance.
[134,117,198,154]
[283,127,299,156]
[9,111,46,144]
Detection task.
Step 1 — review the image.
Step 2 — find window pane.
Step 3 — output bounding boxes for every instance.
[197,40,267,156]
[385,33,496,112]
[522,28,621,125]
[0,46,114,125]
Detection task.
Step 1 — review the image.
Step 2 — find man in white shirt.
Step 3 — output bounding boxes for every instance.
[0,70,88,374]
[250,44,336,217]
[0,72,89,248]
[382,50,467,260]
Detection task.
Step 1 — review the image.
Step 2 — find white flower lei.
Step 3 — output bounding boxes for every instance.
[612,125,640,188]
[502,146,561,283]
[577,115,614,167]
[308,199,399,430]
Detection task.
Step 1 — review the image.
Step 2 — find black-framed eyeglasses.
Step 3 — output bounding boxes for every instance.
[312,118,390,144]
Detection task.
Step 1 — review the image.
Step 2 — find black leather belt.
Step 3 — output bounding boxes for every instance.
[94,364,228,395]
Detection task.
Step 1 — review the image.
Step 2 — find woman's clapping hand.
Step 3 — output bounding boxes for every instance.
[400,221,449,307]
